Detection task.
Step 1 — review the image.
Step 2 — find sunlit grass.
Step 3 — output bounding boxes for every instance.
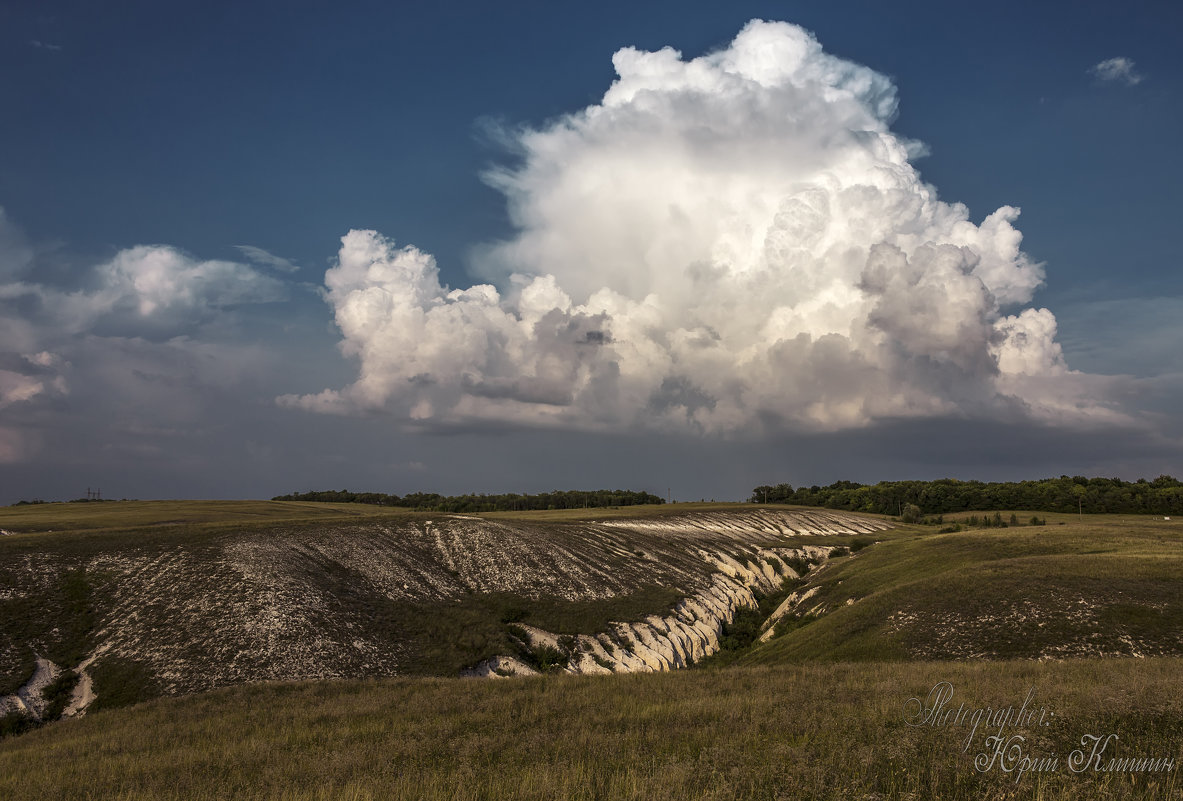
[745,518,1183,664]
[2,660,1181,800]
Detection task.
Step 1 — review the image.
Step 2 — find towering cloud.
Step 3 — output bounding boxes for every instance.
[285,20,1126,433]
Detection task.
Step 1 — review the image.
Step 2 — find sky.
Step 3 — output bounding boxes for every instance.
[1,0,1181,504]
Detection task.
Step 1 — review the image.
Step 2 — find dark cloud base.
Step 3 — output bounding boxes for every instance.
[4,413,1177,506]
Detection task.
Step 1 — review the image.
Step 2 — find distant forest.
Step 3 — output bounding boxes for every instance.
[272,489,665,513]
[750,476,1183,516]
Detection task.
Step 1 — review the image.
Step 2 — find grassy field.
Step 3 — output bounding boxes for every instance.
[478,501,743,522]
[4,501,1183,799]
[0,499,414,535]
[742,515,1183,665]
[1,659,1181,800]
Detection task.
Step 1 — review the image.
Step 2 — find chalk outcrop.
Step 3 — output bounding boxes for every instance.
[465,543,841,678]
[3,506,891,711]
[0,656,61,721]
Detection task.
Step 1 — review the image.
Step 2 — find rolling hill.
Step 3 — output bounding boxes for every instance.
[3,501,1182,799]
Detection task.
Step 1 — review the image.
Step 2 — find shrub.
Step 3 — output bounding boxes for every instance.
[773,613,819,638]
[783,556,813,577]
[41,669,79,720]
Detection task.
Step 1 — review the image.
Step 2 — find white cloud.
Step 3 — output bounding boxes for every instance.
[280,20,1131,433]
[235,245,300,273]
[95,245,287,316]
[0,207,293,463]
[0,237,287,336]
[1090,57,1143,86]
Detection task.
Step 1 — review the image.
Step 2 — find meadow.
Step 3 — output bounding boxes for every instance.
[1,660,1180,800]
[1,501,1181,799]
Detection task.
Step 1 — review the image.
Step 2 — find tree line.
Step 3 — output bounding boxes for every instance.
[749,476,1183,516]
[271,489,665,513]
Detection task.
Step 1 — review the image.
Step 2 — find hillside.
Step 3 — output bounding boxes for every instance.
[4,502,1183,799]
[0,500,886,720]
[741,513,1183,665]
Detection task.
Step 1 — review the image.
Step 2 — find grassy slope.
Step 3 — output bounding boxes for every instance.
[2,660,1181,800]
[0,499,412,534]
[744,515,1183,664]
[4,504,1183,798]
[1,501,784,696]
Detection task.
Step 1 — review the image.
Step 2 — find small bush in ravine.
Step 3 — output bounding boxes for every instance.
[783,556,813,577]
[531,645,568,673]
[773,613,819,638]
[591,654,614,670]
[717,607,764,652]
[849,538,874,552]
[764,556,783,571]
[557,635,576,655]
[506,625,568,672]
[828,546,850,558]
[41,669,79,720]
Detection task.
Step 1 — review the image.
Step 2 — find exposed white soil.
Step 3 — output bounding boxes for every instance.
[463,542,840,678]
[1,508,891,699]
[61,643,111,718]
[0,656,61,720]
[757,586,822,644]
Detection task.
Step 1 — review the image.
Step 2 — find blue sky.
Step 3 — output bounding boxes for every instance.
[1,0,1180,503]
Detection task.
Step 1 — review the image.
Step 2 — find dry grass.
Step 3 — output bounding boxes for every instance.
[745,517,1183,664]
[0,499,413,535]
[2,660,1181,800]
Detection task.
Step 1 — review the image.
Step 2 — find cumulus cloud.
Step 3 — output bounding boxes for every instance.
[0,227,287,339]
[1090,57,1143,86]
[0,207,292,464]
[284,20,1129,433]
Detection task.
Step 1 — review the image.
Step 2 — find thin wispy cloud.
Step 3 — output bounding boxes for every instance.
[1090,57,1143,86]
[29,39,63,52]
[235,245,300,273]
